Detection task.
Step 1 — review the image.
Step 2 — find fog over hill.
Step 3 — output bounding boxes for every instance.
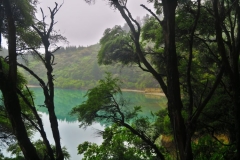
[20,44,159,90]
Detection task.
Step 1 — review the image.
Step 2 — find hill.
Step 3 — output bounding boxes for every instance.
[19,44,159,90]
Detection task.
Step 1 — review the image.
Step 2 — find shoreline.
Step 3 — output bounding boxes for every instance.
[27,85,41,88]
[121,88,165,96]
[27,85,165,96]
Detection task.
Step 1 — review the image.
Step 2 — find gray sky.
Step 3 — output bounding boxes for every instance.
[37,0,154,47]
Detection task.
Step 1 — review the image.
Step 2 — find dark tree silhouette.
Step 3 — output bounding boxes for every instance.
[0,0,40,159]
[0,1,66,160]
[83,0,227,159]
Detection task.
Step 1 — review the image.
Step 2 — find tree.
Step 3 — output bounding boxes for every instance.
[0,0,40,159]
[83,0,234,159]
[0,1,67,160]
[211,0,240,158]
[78,124,163,160]
[6,140,70,160]
[0,0,41,50]
[0,57,40,147]
[28,3,67,159]
[71,73,165,159]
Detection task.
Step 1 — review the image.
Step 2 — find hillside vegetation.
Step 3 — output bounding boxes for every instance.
[20,44,159,90]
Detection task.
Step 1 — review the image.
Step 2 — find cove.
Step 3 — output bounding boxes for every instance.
[25,88,167,160]
[32,87,167,122]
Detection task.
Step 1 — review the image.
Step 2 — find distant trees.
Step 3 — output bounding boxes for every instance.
[22,44,159,90]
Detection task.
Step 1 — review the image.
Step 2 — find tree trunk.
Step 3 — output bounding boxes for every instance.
[161,0,190,159]
[233,2,240,158]
[1,0,40,159]
[213,0,240,159]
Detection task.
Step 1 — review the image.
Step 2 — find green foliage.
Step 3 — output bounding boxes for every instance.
[78,124,160,160]
[3,0,237,158]
[72,73,168,159]
[140,16,167,74]
[192,135,235,160]
[0,58,36,145]
[0,153,25,160]
[141,17,163,49]
[99,25,137,65]
[71,73,125,127]
[7,140,70,160]
[154,109,172,135]
[16,27,41,49]
[93,2,239,159]
[71,72,161,128]
[1,0,38,49]
[98,17,168,77]
[11,0,36,27]
[0,58,28,92]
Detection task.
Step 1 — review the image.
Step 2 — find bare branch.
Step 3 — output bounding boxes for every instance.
[17,63,46,87]
[40,8,47,34]
[32,48,46,64]
[123,6,141,35]
[187,0,201,117]
[140,4,163,26]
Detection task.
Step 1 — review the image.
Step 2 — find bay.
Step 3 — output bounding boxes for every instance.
[4,88,167,160]
[32,87,167,122]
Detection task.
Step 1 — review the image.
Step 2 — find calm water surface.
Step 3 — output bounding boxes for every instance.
[5,88,167,160]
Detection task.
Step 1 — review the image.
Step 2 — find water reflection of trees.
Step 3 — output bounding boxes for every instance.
[31,88,166,122]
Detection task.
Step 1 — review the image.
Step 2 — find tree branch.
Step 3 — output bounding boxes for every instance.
[17,63,46,87]
[16,87,55,160]
[187,0,201,118]
[140,4,163,26]
[113,0,168,95]
[191,64,224,123]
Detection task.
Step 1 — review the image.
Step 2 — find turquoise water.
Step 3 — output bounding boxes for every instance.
[31,87,167,122]
[17,88,166,160]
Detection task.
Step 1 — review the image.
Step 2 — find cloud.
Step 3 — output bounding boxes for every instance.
[37,0,154,47]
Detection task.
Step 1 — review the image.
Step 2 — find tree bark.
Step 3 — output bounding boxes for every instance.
[161,0,188,159]
[1,0,40,159]
[233,2,240,159]
[31,4,64,159]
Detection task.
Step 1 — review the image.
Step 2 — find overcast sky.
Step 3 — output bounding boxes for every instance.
[37,0,155,47]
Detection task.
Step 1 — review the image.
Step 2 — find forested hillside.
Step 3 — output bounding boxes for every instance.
[21,45,159,90]
[2,0,240,159]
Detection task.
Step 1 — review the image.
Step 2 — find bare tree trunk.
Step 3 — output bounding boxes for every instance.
[32,3,64,159]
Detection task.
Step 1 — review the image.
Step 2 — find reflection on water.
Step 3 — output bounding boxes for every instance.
[32,88,88,121]
[5,88,166,160]
[31,87,167,122]
[34,112,104,160]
